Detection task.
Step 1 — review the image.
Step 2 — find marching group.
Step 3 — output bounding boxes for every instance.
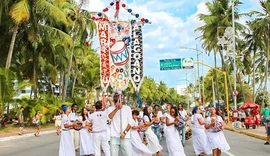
[58,93,230,156]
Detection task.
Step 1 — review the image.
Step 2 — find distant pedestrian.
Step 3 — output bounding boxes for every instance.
[264,114,270,145]
[33,111,41,137]
[261,104,270,131]
[178,104,189,146]
[18,107,24,135]
[205,107,230,156]
[53,110,62,135]
[59,105,77,156]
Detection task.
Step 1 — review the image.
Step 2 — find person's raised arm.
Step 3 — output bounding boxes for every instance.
[108,104,122,119]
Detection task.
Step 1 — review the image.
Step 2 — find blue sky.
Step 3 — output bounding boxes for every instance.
[85,0,261,88]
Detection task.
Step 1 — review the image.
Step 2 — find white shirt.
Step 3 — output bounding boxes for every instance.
[178,109,187,118]
[107,105,133,138]
[193,114,205,129]
[61,114,71,131]
[69,112,78,121]
[88,111,108,132]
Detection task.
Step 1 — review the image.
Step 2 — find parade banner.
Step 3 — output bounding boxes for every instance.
[98,21,110,91]
[109,21,131,91]
[130,21,144,91]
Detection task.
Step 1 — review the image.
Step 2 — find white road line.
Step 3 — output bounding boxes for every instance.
[224,151,236,156]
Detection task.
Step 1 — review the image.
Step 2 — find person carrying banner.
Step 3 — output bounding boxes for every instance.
[107,92,133,156]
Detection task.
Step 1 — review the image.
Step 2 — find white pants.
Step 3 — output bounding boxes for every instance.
[93,131,110,156]
[70,129,80,149]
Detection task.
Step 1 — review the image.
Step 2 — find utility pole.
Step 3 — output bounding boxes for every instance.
[232,0,237,110]
[202,52,205,107]
[196,44,201,101]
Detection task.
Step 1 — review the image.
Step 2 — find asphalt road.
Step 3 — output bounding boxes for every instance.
[0,130,269,156]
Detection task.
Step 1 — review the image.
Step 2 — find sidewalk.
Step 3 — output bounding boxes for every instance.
[0,126,55,142]
[225,124,267,140]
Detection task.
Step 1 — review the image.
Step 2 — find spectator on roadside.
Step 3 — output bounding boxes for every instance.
[264,114,270,145]
[33,111,41,137]
[261,104,270,131]
[53,110,62,135]
[18,107,24,135]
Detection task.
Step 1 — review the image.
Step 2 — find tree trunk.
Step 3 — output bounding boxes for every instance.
[59,70,63,97]
[252,49,256,102]
[238,73,245,102]
[5,24,19,69]
[214,52,220,108]
[62,50,73,102]
[33,59,38,99]
[49,80,54,94]
[71,75,77,97]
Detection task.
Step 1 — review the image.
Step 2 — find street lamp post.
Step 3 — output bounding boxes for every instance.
[232,0,237,110]
[180,46,205,106]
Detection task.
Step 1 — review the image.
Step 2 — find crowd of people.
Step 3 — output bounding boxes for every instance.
[56,92,232,156]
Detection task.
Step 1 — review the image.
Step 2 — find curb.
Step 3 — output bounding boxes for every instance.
[0,130,55,142]
[225,127,267,141]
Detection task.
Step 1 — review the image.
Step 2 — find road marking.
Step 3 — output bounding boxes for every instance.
[224,151,236,156]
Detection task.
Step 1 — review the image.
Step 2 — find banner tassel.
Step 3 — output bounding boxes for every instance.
[136,91,142,108]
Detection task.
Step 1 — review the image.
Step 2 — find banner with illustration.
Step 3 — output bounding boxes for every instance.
[98,21,110,91]
[130,21,144,92]
[109,21,131,91]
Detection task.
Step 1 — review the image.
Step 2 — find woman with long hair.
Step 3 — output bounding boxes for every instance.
[143,106,163,156]
[205,107,230,156]
[166,106,186,156]
[192,106,207,156]
[79,107,94,156]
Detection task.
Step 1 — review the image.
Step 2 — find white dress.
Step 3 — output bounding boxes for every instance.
[205,116,230,154]
[143,115,163,154]
[79,119,95,155]
[192,114,207,155]
[130,119,152,156]
[59,114,75,156]
[165,114,186,156]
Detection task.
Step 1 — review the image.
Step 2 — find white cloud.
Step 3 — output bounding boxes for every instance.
[87,0,257,88]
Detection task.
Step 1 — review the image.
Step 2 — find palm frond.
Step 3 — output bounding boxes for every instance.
[9,0,30,24]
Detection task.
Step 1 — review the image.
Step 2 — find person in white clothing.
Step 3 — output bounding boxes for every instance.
[69,104,80,152]
[166,106,186,156]
[192,106,207,156]
[78,107,94,156]
[88,101,110,156]
[130,110,152,156]
[205,107,230,156]
[152,105,163,143]
[178,104,189,146]
[59,105,77,156]
[53,110,62,135]
[143,106,163,156]
[138,106,146,142]
[107,92,133,156]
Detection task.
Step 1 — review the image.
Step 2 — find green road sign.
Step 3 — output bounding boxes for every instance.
[159,57,194,71]
[160,59,182,71]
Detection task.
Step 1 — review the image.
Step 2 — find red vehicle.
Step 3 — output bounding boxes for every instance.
[239,102,260,129]
[244,116,256,129]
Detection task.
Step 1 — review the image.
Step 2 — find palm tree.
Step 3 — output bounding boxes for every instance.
[249,0,270,105]
[195,0,244,104]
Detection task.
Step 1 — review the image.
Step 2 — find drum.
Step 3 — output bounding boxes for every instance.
[213,121,223,132]
[185,125,192,140]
